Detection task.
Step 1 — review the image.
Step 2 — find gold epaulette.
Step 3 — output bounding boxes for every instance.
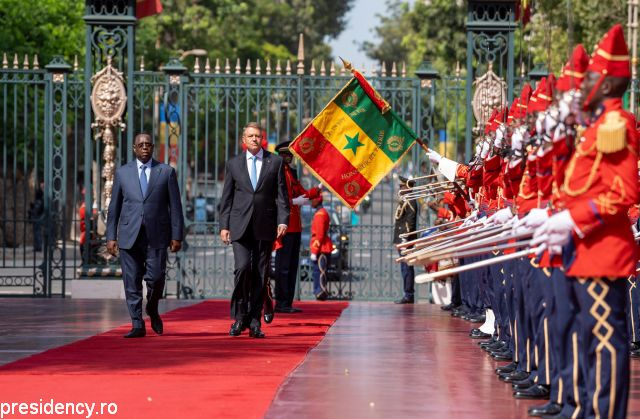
[596,111,627,153]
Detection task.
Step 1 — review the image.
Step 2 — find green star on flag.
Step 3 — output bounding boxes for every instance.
[343,132,364,156]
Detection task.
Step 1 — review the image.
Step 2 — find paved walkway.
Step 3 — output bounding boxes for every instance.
[2,299,640,418]
[267,302,640,418]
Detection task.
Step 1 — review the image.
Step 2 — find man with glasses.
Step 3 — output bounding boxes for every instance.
[107,133,184,338]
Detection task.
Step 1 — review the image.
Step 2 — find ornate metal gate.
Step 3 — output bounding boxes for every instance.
[0,0,473,300]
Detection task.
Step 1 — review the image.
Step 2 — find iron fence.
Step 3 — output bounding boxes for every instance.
[0,52,470,300]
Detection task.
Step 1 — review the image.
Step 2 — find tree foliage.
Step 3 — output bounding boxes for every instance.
[526,0,627,73]
[0,0,354,69]
[363,0,629,77]
[0,0,84,65]
[361,0,466,75]
[136,0,355,69]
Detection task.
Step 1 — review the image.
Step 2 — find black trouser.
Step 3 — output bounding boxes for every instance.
[119,226,167,329]
[627,274,640,345]
[274,232,301,309]
[396,249,415,299]
[559,277,629,419]
[450,274,462,306]
[230,225,272,327]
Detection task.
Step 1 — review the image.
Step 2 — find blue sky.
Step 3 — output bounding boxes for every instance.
[327,0,389,70]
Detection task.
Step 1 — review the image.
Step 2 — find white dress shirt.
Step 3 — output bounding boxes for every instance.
[137,159,152,183]
[246,149,263,183]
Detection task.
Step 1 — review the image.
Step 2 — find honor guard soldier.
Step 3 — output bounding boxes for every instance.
[393,176,418,304]
[532,24,638,419]
[273,141,321,313]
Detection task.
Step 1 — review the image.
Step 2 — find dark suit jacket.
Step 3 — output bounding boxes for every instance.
[106,159,184,249]
[219,150,290,241]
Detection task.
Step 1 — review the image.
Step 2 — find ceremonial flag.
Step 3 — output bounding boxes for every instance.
[136,0,163,19]
[516,0,531,27]
[290,61,417,208]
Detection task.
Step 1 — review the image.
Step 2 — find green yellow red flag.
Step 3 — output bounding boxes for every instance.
[290,63,418,209]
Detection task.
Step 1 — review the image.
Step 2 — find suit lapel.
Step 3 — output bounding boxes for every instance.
[240,153,252,189]
[143,159,162,200]
[256,151,271,191]
[128,161,145,200]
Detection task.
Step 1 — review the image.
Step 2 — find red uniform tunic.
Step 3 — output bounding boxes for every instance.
[536,149,554,208]
[515,156,539,217]
[283,165,320,233]
[561,98,639,277]
[310,207,333,255]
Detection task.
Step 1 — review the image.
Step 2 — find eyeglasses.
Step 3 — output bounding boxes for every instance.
[135,142,154,149]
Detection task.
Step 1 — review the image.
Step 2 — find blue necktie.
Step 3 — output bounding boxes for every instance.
[250,156,258,190]
[140,164,148,197]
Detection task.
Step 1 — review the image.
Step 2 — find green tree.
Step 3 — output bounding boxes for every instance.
[526,0,627,73]
[0,0,84,64]
[361,0,466,75]
[136,0,355,70]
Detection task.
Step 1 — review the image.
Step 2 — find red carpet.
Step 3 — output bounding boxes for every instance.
[0,300,347,418]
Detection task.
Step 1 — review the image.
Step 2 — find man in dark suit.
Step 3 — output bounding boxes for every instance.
[219,122,290,338]
[106,133,184,338]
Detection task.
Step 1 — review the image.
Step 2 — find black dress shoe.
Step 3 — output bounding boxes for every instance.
[631,347,640,358]
[468,314,486,323]
[145,303,163,335]
[514,384,550,400]
[528,402,562,417]
[274,306,303,313]
[500,370,529,383]
[451,308,467,318]
[496,361,517,374]
[631,341,640,351]
[486,342,507,353]
[124,328,146,338]
[512,378,535,390]
[441,303,460,311]
[263,312,274,324]
[469,330,492,339]
[249,325,265,338]
[315,291,329,301]
[229,320,246,336]
[394,297,414,304]
[491,351,513,361]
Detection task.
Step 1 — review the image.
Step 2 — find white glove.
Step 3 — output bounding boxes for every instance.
[558,95,571,121]
[553,123,566,143]
[535,113,545,135]
[317,182,323,190]
[462,210,478,226]
[511,127,524,153]
[486,208,514,225]
[310,253,318,261]
[475,142,482,157]
[494,126,505,149]
[480,140,491,159]
[531,210,577,253]
[516,208,549,230]
[426,149,442,164]
[544,109,558,136]
[292,195,310,206]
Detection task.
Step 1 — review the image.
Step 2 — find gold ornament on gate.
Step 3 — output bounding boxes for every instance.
[90,55,127,214]
[471,62,506,135]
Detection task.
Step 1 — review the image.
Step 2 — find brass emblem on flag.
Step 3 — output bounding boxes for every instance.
[299,137,316,154]
[344,180,361,197]
[387,135,404,152]
[342,91,358,108]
